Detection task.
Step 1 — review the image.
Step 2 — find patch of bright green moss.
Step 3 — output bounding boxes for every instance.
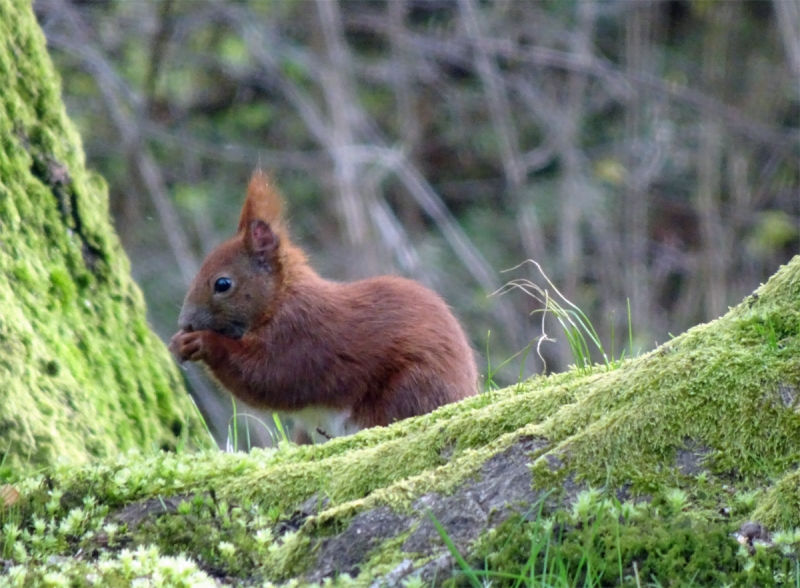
[753,472,800,531]
[467,489,796,587]
[0,0,204,476]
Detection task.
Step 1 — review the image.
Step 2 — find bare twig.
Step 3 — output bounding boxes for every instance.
[388,0,420,152]
[773,0,800,78]
[144,0,175,112]
[458,0,547,266]
[315,0,376,277]
[624,0,653,335]
[697,3,733,320]
[44,1,199,286]
[352,18,797,156]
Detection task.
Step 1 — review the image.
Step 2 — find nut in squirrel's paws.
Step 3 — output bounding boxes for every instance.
[169,330,207,364]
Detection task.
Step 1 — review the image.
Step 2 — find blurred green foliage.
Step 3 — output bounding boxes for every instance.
[37,0,799,439]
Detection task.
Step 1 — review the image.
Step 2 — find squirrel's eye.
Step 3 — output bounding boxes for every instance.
[214,277,232,293]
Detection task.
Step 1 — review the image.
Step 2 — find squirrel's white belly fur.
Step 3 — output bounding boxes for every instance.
[288,406,361,442]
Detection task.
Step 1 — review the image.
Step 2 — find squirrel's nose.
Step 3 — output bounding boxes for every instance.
[177,306,194,332]
[177,302,211,332]
[177,318,194,332]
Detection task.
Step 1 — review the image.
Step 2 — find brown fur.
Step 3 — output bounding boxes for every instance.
[169,171,478,433]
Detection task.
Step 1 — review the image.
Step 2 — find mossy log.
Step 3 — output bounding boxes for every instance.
[0,0,202,475]
[3,249,800,585]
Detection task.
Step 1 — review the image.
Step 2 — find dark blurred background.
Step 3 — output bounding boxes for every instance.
[35,0,799,445]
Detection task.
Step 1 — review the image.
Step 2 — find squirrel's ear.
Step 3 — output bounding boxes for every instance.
[238,169,282,232]
[245,219,279,264]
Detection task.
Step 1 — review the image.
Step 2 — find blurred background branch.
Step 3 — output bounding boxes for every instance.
[35,0,799,445]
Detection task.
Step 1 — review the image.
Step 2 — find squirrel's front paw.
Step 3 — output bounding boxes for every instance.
[169,330,208,364]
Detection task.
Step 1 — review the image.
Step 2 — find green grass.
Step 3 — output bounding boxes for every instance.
[496,260,636,376]
[485,330,539,392]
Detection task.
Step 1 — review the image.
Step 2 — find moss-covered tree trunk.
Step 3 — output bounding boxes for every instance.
[0,0,201,475]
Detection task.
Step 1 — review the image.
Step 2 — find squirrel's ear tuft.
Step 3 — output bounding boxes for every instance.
[238,169,283,233]
[246,219,279,263]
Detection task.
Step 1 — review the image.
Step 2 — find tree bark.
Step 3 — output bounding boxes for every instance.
[0,0,202,474]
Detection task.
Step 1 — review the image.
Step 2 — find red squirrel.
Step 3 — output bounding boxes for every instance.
[169,171,477,441]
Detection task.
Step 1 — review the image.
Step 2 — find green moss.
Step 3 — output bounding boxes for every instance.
[0,0,205,476]
[10,264,35,288]
[48,267,75,306]
[0,255,794,583]
[753,472,800,530]
[468,492,794,587]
